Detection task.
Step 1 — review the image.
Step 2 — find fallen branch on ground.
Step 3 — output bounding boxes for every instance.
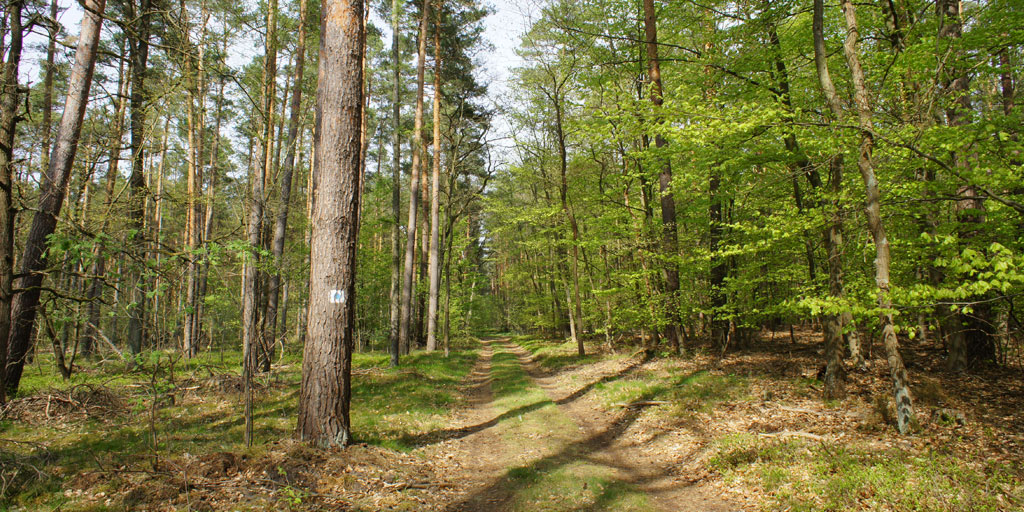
[757,431,825,441]
[613,400,670,409]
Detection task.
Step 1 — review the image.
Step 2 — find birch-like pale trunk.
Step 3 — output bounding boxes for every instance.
[840,0,915,433]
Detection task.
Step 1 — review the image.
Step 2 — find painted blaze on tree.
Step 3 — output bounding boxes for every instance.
[297,0,364,447]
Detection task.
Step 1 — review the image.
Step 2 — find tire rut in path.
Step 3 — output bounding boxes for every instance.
[502,341,739,512]
[429,338,520,511]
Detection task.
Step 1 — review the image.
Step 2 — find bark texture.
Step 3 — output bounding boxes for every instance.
[297,0,364,448]
[388,0,402,365]
[398,0,431,355]
[642,0,682,355]
[0,0,24,401]
[5,0,106,394]
[841,0,915,433]
[425,1,443,351]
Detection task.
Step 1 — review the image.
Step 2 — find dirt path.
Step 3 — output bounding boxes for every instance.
[427,338,740,512]
[422,339,531,510]
[503,341,737,512]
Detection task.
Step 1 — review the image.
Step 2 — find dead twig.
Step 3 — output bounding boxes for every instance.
[757,431,825,441]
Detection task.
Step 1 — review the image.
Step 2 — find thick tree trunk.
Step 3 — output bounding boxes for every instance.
[841,0,915,434]
[398,0,431,355]
[125,0,153,361]
[297,0,364,447]
[642,0,681,355]
[266,0,307,362]
[388,0,402,365]
[4,0,106,394]
[426,3,443,351]
[0,0,24,402]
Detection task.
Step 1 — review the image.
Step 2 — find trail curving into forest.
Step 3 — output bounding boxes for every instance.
[432,338,738,511]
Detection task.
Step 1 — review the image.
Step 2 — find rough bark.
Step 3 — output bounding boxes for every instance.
[297,0,364,448]
[182,8,208,358]
[642,0,682,355]
[125,0,153,361]
[266,0,307,361]
[840,0,915,433]
[254,0,280,373]
[0,0,23,401]
[425,2,443,351]
[4,0,106,394]
[813,0,849,399]
[388,0,402,365]
[398,0,430,355]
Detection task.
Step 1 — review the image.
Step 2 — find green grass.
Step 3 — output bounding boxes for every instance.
[709,431,1024,511]
[505,460,651,511]
[0,341,480,509]
[511,335,607,372]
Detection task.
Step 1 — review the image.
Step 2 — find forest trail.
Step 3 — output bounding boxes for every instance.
[430,338,738,511]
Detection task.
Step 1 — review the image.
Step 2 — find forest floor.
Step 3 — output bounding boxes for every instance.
[2,331,1024,510]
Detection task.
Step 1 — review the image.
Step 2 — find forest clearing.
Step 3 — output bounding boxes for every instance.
[2,0,1024,509]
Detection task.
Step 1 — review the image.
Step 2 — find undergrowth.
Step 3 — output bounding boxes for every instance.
[0,339,480,509]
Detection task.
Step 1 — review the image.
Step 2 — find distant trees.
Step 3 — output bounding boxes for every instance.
[488,0,1023,433]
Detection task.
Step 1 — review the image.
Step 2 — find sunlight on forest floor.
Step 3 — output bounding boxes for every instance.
[1,333,1023,510]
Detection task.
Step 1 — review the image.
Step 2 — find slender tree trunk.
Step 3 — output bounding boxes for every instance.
[426,3,444,351]
[266,0,307,362]
[254,0,280,373]
[388,0,402,365]
[182,9,208,358]
[813,0,849,398]
[297,0,364,448]
[936,0,993,371]
[4,0,106,394]
[398,0,431,355]
[39,0,58,185]
[416,163,429,348]
[0,0,24,402]
[840,0,915,433]
[642,0,681,354]
[84,52,129,358]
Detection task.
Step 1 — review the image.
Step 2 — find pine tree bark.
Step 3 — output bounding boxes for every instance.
[426,2,443,351]
[84,52,129,358]
[398,0,431,355]
[125,0,153,361]
[0,0,24,402]
[840,0,915,433]
[297,0,364,448]
[4,0,106,394]
[182,8,209,358]
[642,0,682,355]
[388,0,402,365]
[254,0,280,373]
[265,0,307,361]
[39,0,58,186]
